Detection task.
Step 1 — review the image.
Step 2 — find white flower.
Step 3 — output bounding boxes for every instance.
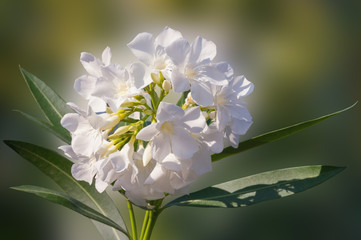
[166,36,228,106]
[75,47,150,112]
[210,70,253,147]
[127,26,183,79]
[136,102,206,161]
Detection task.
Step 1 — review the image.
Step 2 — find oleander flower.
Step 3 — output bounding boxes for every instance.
[136,102,206,161]
[166,36,228,106]
[127,26,183,80]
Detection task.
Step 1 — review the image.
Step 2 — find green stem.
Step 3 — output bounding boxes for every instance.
[142,210,160,240]
[139,210,150,240]
[127,200,138,240]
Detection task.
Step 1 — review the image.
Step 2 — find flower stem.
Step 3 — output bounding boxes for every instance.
[127,200,138,240]
[139,210,150,240]
[142,210,160,240]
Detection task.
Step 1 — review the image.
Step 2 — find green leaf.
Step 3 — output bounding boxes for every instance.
[176,90,189,107]
[164,165,344,208]
[12,185,130,238]
[14,110,70,144]
[4,140,128,240]
[20,67,72,143]
[212,102,357,162]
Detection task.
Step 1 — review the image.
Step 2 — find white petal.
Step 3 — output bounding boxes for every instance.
[59,145,79,162]
[171,128,198,159]
[136,123,158,141]
[160,153,182,171]
[190,81,213,107]
[155,26,183,47]
[88,97,107,113]
[128,62,152,89]
[191,146,212,176]
[215,61,234,78]
[144,164,166,184]
[166,38,190,66]
[80,52,102,77]
[127,32,155,66]
[156,102,184,123]
[231,117,253,135]
[152,133,171,161]
[171,69,190,93]
[95,178,109,193]
[61,113,81,132]
[74,75,97,99]
[200,65,228,85]
[182,107,206,133]
[216,105,230,131]
[71,161,96,185]
[102,46,112,66]
[232,75,254,98]
[189,36,216,65]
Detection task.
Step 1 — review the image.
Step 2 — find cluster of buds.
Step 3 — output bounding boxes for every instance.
[59,27,253,206]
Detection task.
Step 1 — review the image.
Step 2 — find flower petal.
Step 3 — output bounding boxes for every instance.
[101,46,112,66]
[156,102,184,123]
[171,69,190,93]
[127,32,155,66]
[80,52,102,77]
[190,81,213,107]
[136,123,158,141]
[74,75,97,99]
[188,36,216,65]
[166,38,190,66]
[155,26,183,47]
[182,107,206,133]
[171,127,198,159]
[128,62,152,89]
[153,133,171,161]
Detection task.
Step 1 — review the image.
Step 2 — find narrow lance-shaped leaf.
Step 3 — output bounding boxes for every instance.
[212,102,357,162]
[164,165,345,209]
[12,185,130,239]
[4,140,128,240]
[14,110,70,144]
[19,67,72,143]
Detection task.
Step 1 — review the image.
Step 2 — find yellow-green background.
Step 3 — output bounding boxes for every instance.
[1,1,360,239]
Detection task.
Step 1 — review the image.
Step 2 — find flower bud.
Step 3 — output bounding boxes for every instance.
[151,72,161,85]
[162,80,171,92]
[186,92,195,105]
[143,109,153,115]
[142,143,153,166]
[101,114,121,130]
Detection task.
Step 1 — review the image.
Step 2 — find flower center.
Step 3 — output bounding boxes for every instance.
[154,57,167,70]
[160,121,174,134]
[117,81,129,96]
[185,66,196,79]
[215,94,227,105]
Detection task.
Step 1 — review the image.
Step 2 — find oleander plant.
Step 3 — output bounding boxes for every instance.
[5,27,356,240]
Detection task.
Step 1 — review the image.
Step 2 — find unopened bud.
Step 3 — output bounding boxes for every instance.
[151,72,161,85]
[186,92,195,105]
[120,101,136,108]
[101,114,121,130]
[143,109,153,115]
[162,80,171,92]
[142,143,153,166]
[112,125,129,136]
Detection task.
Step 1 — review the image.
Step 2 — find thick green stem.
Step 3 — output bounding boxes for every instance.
[127,200,138,240]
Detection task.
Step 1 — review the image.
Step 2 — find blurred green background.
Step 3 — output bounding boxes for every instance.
[1,0,360,239]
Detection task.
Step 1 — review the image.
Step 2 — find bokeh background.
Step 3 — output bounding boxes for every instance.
[1,0,360,239]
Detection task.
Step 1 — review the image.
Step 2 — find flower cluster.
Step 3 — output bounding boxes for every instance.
[59,27,254,206]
